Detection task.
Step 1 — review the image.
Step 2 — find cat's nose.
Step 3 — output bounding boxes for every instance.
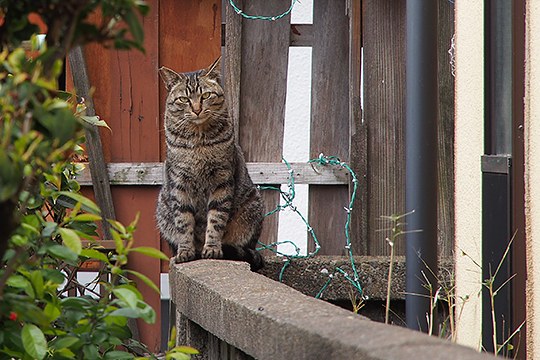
[192,103,202,116]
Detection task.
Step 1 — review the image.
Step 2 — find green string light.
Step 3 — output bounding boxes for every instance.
[228,0,298,21]
[259,154,366,300]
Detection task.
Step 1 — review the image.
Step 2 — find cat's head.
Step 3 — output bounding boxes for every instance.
[159,58,225,126]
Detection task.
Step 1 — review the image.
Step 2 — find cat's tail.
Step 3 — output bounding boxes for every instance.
[222,245,264,272]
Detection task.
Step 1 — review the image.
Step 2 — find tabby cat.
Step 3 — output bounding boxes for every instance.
[156,58,264,271]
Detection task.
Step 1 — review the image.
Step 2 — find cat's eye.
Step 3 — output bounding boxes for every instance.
[177,96,190,104]
[201,92,212,100]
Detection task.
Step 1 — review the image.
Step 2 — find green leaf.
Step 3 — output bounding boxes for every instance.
[22,324,47,360]
[44,303,61,322]
[109,308,141,319]
[168,327,177,349]
[124,9,144,45]
[42,269,66,284]
[104,350,134,360]
[48,244,79,263]
[10,234,28,246]
[42,221,58,238]
[58,228,82,255]
[174,346,199,355]
[50,336,80,350]
[111,229,125,253]
[61,296,93,308]
[130,246,169,260]
[80,248,109,263]
[80,115,112,131]
[166,353,191,360]
[108,219,126,235]
[127,270,160,294]
[7,275,34,298]
[72,213,102,222]
[112,288,139,309]
[7,275,30,288]
[55,348,77,358]
[29,271,45,299]
[82,344,99,359]
[137,301,156,324]
[56,191,100,214]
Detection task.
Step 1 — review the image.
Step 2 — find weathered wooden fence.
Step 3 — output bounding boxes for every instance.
[73,0,455,351]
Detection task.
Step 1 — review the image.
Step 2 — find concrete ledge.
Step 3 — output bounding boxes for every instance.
[258,255,453,301]
[170,260,490,360]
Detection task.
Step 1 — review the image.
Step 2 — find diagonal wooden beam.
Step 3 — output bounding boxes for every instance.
[68,46,115,240]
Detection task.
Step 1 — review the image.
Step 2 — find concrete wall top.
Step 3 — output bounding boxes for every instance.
[170,260,494,360]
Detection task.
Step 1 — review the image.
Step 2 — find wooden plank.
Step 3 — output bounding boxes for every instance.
[363,0,406,256]
[348,0,366,255]
[224,0,242,141]
[222,23,313,47]
[160,0,221,160]
[235,0,291,248]
[309,0,350,256]
[437,0,455,258]
[75,162,350,186]
[68,46,115,239]
[81,0,162,351]
[290,24,313,47]
[114,187,160,348]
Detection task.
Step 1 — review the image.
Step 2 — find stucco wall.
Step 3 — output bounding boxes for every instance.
[525,2,540,358]
[454,0,484,350]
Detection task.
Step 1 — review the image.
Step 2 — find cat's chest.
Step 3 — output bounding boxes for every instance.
[168,146,233,187]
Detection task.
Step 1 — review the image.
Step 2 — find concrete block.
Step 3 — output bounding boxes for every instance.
[170,260,491,360]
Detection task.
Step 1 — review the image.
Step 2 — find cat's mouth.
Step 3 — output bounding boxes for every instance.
[189,117,208,125]
[188,112,211,125]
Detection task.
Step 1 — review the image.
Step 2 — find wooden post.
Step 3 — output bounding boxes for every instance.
[348,0,368,255]
[225,0,291,249]
[309,0,350,255]
[362,0,407,256]
[68,46,115,239]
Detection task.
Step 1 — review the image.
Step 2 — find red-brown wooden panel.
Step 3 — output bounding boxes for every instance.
[112,187,161,351]
[79,0,162,352]
[159,0,222,161]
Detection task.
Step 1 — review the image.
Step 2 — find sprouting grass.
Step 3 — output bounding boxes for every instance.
[379,213,524,358]
[377,210,420,324]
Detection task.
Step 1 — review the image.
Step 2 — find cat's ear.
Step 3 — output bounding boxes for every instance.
[202,57,221,82]
[159,66,183,90]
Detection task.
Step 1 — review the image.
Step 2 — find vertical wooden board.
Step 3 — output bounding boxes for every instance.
[112,187,161,352]
[224,0,242,141]
[159,0,222,161]
[84,1,161,163]
[362,0,406,256]
[437,0,455,258]
[237,1,290,247]
[309,0,350,256]
[348,0,367,255]
[82,0,162,351]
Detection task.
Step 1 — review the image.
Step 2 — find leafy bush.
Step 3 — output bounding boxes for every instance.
[0,2,196,359]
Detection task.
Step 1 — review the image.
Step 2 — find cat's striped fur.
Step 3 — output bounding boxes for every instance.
[156,58,264,271]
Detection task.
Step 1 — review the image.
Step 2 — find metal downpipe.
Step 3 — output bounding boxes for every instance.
[405,0,439,333]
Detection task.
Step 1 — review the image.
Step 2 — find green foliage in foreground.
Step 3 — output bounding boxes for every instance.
[0,1,197,358]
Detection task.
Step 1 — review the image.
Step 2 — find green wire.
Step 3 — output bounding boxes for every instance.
[259,154,365,300]
[228,0,298,21]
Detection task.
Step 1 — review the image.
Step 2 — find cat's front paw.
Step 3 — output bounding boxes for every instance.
[201,245,223,259]
[175,248,196,263]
